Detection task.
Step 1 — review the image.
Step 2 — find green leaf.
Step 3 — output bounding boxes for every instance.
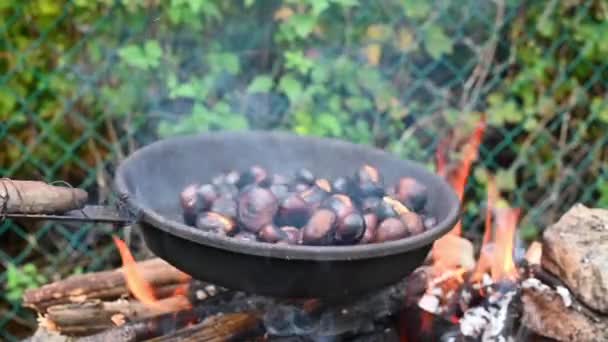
[317,113,343,136]
[345,97,372,112]
[285,50,314,74]
[311,0,330,16]
[424,26,453,59]
[290,14,316,38]
[592,97,608,123]
[244,0,255,7]
[144,40,162,67]
[117,45,148,69]
[332,0,358,7]
[402,0,431,19]
[279,75,303,102]
[208,53,240,75]
[536,17,555,38]
[496,169,516,191]
[170,82,197,99]
[247,75,274,93]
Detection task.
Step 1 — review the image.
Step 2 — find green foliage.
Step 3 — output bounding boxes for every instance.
[5,263,47,303]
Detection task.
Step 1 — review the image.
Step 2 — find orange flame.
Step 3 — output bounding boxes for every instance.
[112,236,163,309]
[450,118,486,236]
[471,177,498,281]
[490,208,520,282]
[525,241,542,265]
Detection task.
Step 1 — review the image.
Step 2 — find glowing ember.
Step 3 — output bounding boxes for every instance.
[525,241,542,265]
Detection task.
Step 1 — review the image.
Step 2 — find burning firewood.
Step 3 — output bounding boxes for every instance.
[38,296,191,335]
[0,179,88,214]
[23,258,190,312]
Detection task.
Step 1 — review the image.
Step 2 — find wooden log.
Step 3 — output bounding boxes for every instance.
[23,258,190,312]
[521,277,608,342]
[0,179,88,213]
[145,313,261,342]
[40,296,191,336]
[74,299,234,342]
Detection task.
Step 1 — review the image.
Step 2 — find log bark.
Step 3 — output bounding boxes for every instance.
[0,179,88,213]
[521,277,608,342]
[23,258,190,312]
[145,313,261,342]
[40,296,191,336]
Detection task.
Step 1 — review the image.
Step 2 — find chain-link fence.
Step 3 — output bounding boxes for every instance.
[1,0,607,340]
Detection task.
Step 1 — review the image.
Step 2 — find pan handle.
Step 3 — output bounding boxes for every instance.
[2,204,135,224]
[0,178,138,224]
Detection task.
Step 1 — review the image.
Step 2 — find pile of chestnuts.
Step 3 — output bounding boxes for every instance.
[179,164,436,246]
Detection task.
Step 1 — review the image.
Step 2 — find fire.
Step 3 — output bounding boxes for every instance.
[450,118,486,236]
[112,236,159,306]
[430,118,486,271]
[491,208,520,282]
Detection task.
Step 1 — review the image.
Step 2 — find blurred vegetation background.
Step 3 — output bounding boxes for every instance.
[1,0,607,339]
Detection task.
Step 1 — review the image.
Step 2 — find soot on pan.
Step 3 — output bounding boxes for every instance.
[179,165,436,246]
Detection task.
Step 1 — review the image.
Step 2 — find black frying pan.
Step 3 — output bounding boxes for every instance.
[9,131,461,300]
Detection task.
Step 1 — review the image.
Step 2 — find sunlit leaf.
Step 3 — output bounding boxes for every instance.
[291,14,316,38]
[279,74,302,102]
[117,45,149,69]
[424,26,453,59]
[402,0,431,19]
[247,75,274,93]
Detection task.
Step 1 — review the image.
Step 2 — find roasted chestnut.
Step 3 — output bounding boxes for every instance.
[360,197,382,214]
[180,184,205,225]
[196,212,237,236]
[394,177,428,212]
[291,182,310,193]
[271,173,290,185]
[360,213,378,244]
[237,165,269,189]
[332,177,351,195]
[237,186,278,233]
[234,231,258,242]
[354,165,385,198]
[321,194,355,220]
[210,196,237,219]
[269,184,290,201]
[400,212,425,235]
[258,224,287,243]
[279,226,300,245]
[315,178,332,192]
[375,217,409,242]
[295,168,315,185]
[299,184,330,211]
[276,194,310,228]
[423,216,437,230]
[301,209,337,245]
[335,213,366,245]
[224,170,241,185]
[180,164,431,246]
[375,200,398,221]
